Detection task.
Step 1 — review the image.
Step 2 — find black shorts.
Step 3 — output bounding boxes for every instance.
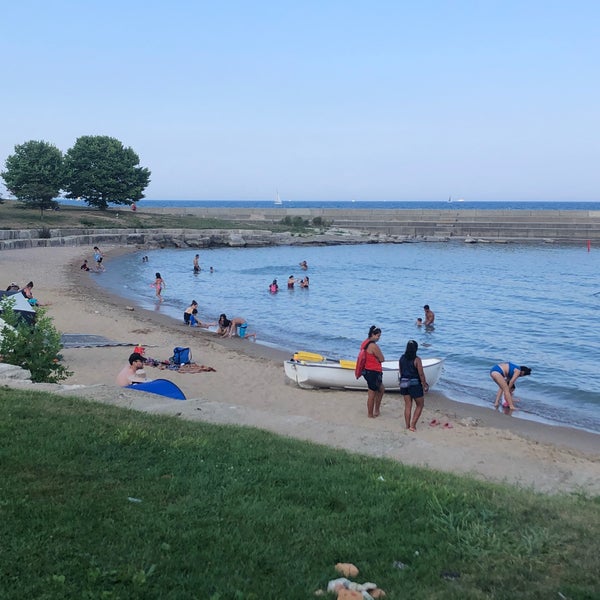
[183,313,191,324]
[401,382,424,399]
[363,370,383,391]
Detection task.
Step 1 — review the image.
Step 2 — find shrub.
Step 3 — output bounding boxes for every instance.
[0,300,72,382]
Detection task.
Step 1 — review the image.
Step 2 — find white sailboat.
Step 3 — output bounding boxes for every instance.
[274,190,283,206]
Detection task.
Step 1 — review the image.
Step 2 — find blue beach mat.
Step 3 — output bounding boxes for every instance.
[126,378,187,400]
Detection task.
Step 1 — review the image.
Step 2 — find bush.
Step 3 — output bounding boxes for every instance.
[0,300,72,382]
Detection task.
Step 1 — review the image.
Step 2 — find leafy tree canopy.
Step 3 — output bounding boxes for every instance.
[63,135,151,210]
[1,140,64,216]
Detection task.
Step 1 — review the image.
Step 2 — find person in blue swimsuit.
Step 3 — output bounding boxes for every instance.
[489,363,532,410]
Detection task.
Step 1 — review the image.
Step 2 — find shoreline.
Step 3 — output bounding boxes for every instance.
[1,245,599,495]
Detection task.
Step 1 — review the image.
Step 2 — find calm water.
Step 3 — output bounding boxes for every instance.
[98,242,600,433]
[59,198,600,211]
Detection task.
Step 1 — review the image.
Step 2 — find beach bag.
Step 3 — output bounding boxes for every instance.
[171,346,192,365]
[354,341,372,379]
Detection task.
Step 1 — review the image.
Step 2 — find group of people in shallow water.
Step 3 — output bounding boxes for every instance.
[269,261,310,293]
[358,313,532,431]
[181,300,257,341]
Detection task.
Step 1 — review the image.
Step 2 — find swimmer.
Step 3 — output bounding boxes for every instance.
[193,254,200,274]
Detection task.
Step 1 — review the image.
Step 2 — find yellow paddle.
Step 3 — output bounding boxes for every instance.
[293,352,357,370]
[293,351,327,362]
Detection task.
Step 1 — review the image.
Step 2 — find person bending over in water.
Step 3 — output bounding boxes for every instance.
[300,276,310,288]
[399,340,428,432]
[360,325,385,418]
[489,363,532,411]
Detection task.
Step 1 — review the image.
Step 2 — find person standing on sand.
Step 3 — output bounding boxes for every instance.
[490,363,532,411]
[116,352,149,386]
[423,304,435,326]
[361,325,385,418]
[153,272,166,302]
[399,340,429,432]
[193,254,200,274]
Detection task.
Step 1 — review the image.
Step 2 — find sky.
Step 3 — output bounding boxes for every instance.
[1,1,599,202]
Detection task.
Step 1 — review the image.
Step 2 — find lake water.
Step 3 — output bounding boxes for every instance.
[98,241,600,434]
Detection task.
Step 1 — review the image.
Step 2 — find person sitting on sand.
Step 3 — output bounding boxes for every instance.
[489,363,532,411]
[21,281,40,306]
[80,260,91,272]
[217,313,232,337]
[189,308,216,329]
[116,352,150,386]
[183,300,198,325]
[5,282,20,291]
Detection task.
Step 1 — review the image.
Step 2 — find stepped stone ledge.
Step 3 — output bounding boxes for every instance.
[1,208,599,249]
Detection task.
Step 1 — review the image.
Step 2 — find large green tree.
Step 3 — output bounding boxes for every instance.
[64,135,151,210]
[1,140,64,216]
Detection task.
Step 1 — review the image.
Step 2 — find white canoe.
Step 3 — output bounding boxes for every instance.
[284,354,444,391]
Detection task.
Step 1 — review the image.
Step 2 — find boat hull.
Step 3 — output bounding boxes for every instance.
[284,357,444,391]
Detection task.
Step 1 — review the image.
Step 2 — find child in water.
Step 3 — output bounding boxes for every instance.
[152,273,166,302]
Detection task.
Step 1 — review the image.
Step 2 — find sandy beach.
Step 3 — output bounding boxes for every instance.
[1,245,599,496]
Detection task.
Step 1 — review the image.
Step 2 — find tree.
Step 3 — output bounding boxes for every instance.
[64,135,151,210]
[0,299,71,383]
[1,140,64,216]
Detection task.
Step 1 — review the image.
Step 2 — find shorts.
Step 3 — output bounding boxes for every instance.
[363,369,383,392]
[490,365,504,376]
[401,382,424,400]
[183,313,191,324]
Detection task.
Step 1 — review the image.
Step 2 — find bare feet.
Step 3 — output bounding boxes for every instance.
[408,426,416,432]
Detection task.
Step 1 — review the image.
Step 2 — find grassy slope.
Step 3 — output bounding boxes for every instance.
[0,389,598,599]
[0,202,265,231]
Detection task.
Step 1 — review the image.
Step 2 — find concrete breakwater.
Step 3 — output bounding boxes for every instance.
[144,207,600,244]
[1,208,599,250]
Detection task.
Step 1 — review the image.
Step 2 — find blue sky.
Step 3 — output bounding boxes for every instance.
[2,1,599,201]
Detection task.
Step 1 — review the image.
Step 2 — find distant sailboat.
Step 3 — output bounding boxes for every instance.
[274,190,283,206]
[448,196,452,203]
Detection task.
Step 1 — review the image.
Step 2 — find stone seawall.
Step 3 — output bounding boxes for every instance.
[2,209,600,250]
[143,207,600,243]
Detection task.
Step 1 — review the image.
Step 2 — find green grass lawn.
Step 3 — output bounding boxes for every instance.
[0,202,295,233]
[0,388,598,599]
